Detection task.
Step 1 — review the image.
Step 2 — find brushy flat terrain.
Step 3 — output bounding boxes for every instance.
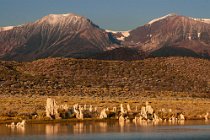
[0,95,210,121]
[0,57,209,121]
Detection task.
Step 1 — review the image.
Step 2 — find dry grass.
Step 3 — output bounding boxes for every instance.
[0,95,209,121]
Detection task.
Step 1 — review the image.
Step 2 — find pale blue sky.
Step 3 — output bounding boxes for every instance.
[1,0,210,30]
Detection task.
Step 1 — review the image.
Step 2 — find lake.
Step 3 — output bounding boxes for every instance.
[0,120,210,140]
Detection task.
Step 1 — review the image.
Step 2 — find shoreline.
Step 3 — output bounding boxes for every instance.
[0,118,208,125]
[0,118,119,124]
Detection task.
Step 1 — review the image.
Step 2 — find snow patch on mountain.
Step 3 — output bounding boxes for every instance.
[121,31,130,37]
[198,32,201,38]
[106,30,130,41]
[106,30,118,34]
[106,46,120,51]
[0,26,14,32]
[190,17,210,24]
[148,14,176,25]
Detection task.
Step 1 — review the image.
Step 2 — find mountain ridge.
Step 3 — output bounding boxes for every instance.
[1,13,210,61]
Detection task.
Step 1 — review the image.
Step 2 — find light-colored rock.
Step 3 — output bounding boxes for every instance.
[60,104,69,110]
[89,105,93,112]
[73,104,79,114]
[135,106,138,112]
[145,102,154,114]
[204,112,209,121]
[6,122,15,128]
[84,104,87,110]
[141,106,147,119]
[153,113,159,121]
[120,104,125,113]
[112,107,117,112]
[76,107,84,119]
[46,98,59,119]
[16,120,26,127]
[125,116,130,123]
[94,107,98,112]
[179,113,185,120]
[127,104,131,112]
[74,104,85,119]
[169,115,176,122]
[99,109,107,119]
[119,115,125,122]
[73,104,78,109]
[79,108,84,119]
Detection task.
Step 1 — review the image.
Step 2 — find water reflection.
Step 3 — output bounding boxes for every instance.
[45,124,59,135]
[16,126,25,135]
[3,124,26,135]
[73,122,84,134]
[178,120,185,125]
[0,120,210,138]
[99,122,108,133]
[119,120,125,133]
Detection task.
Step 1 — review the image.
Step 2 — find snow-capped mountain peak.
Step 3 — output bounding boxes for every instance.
[36,13,87,25]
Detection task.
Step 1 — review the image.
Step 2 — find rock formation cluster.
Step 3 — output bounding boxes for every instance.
[44,98,195,123]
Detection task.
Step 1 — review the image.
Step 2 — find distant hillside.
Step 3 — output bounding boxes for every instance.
[0,57,209,97]
[90,47,144,60]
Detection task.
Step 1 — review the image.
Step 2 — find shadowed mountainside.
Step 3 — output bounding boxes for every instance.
[89,47,144,60]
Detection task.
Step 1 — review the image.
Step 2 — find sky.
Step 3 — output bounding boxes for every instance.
[1,0,210,31]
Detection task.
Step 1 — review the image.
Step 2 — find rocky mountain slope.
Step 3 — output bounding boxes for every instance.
[0,57,209,97]
[0,13,118,61]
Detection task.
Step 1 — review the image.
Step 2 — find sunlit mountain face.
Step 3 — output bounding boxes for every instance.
[0,13,210,61]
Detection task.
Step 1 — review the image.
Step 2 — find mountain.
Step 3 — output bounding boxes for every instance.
[0,13,118,61]
[122,14,210,58]
[1,13,210,61]
[0,57,209,97]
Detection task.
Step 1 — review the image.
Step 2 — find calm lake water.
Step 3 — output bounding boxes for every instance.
[0,120,210,140]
